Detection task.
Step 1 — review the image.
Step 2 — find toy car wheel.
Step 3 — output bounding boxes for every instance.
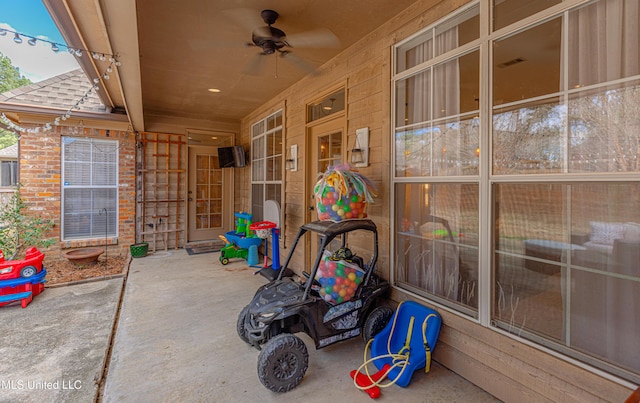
[19,265,38,279]
[220,257,229,265]
[237,304,251,344]
[362,306,394,342]
[257,333,309,393]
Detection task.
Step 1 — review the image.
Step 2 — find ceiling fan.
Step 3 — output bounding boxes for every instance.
[242,9,340,75]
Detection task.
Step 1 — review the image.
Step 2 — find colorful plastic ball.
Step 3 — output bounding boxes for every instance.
[325,286,333,294]
[336,297,343,304]
[335,267,344,277]
[348,272,356,281]
[335,276,344,285]
[332,292,339,299]
[324,294,333,302]
[351,195,358,202]
[327,277,336,286]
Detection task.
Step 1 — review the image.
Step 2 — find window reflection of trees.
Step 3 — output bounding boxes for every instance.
[569,84,640,173]
[492,83,640,174]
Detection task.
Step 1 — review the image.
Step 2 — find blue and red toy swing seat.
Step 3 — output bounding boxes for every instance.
[356,300,442,389]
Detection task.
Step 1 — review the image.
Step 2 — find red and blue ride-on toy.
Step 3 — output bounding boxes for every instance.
[237,219,392,392]
[0,247,45,281]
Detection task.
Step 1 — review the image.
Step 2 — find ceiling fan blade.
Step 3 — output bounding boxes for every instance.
[243,54,267,76]
[282,52,318,75]
[221,8,264,33]
[285,29,341,48]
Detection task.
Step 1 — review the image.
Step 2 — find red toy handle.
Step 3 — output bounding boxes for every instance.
[350,363,391,399]
[249,221,277,230]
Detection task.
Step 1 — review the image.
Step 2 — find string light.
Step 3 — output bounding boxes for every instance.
[0,27,119,62]
[0,27,123,133]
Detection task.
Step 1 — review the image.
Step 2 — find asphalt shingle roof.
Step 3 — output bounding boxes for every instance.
[0,143,18,158]
[0,69,106,113]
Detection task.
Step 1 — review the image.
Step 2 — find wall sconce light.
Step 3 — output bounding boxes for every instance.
[286,144,298,171]
[351,127,369,167]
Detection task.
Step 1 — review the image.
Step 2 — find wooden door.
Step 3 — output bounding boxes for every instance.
[187,146,232,241]
[306,118,345,270]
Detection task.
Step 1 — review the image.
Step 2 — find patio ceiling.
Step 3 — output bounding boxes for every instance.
[43,0,419,133]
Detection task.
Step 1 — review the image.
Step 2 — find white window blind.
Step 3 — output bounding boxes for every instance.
[62,137,118,240]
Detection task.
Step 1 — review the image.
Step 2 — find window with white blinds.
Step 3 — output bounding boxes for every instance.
[62,137,118,240]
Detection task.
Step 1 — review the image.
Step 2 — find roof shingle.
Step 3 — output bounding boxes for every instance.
[0,69,106,113]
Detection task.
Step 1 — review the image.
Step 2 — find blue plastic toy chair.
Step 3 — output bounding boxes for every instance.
[367,300,442,388]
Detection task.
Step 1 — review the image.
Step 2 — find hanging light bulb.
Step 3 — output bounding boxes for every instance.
[74,49,82,57]
[13,33,22,44]
[68,47,75,54]
[106,66,112,73]
[99,54,106,61]
[103,73,110,80]
[92,52,99,59]
[0,28,7,36]
[28,37,37,46]
[51,43,59,52]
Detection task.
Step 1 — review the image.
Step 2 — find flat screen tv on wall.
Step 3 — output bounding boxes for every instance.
[217,146,246,168]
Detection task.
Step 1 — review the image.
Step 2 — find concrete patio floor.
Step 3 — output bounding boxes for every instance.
[1,249,501,402]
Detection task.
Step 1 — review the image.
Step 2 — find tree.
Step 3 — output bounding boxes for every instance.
[0,52,27,148]
[0,185,55,260]
[0,128,18,148]
[0,51,32,93]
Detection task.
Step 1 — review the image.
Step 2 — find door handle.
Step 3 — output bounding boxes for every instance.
[308,206,314,211]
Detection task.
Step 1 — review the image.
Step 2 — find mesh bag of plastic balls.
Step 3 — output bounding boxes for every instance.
[313,163,377,222]
[315,251,364,304]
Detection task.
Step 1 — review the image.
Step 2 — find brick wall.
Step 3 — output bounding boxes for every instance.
[19,124,136,262]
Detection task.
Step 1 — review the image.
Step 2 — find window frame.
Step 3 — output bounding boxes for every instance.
[61,137,119,241]
[391,0,640,384]
[250,109,284,224]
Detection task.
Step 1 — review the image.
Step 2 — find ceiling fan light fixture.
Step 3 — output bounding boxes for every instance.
[208,88,221,93]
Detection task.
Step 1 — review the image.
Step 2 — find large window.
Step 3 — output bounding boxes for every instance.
[393,4,481,315]
[251,110,283,222]
[62,137,118,240]
[393,0,640,383]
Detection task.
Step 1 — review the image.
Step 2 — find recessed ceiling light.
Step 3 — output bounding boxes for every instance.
[208,88,221,93]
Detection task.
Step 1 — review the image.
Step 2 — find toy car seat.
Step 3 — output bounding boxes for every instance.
[367,300,442,388]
